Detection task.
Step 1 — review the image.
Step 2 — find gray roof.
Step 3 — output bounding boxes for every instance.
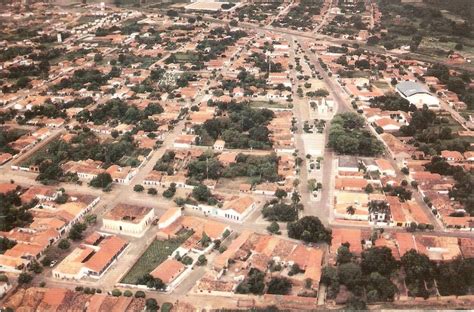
[396,81,430,98]
[338,156,359,169]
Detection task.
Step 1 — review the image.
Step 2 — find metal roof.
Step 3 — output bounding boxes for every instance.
[396,81,430,98]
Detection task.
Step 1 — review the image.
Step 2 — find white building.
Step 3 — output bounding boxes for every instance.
[157,207,182,229]
[213,139,225,151]
[187,196,257,223]
[396,81,440,109]
[102,204,155,237]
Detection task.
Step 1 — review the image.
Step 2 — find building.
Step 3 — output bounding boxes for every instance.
[150,259,186,291]
[213,139,225,151]
[441,150,464,162]
[102,204,155,237]
[338,156,360,173]
[157,207,182,229]
[375,159,396,177]
[396,81,440,109]
[186,196,256,223]
[52,233,128,280]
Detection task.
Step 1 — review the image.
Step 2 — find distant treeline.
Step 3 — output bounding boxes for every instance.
[424,0,473,20]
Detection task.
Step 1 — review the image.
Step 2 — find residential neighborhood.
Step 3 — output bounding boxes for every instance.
[0,0,473,311]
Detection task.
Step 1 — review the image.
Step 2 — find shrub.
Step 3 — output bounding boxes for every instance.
[135,290,146,298]
[145,298,159,311]
[134,184,144,192]
[111,289,122,297]
[58,239,70,250]
[161,303,173,312]
[123,290,133,297]
[0,274,8,282]
[18,273,33,284]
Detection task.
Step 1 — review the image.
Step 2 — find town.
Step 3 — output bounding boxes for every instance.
[0,0,473,310]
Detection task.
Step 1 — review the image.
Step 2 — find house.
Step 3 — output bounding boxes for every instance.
[52,233,127,280]
[150,259,186,290]
[0,153,12,165]
[213,139,225,151]
[464,151,474,162]
[157,207,182,229]
[441,150,464,162]
[0,255,28,273]
[174,135,196,149]
[330,228,363,256]
[338,156,360,173]
[0,281,11,298]
[106,165,137,185]
[62,159,103,181]
[220,196,257,222]
[375,159,396,177]
[102,204,154,237]
[334,191,370,221]
[374,118,401,132]
[188,196,257,223]
[143,170,163,186]
[335,177,368,191]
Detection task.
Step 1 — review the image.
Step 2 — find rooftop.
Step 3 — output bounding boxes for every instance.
[104,204,153,223]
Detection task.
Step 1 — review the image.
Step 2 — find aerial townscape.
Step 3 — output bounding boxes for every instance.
[0,0,473,310]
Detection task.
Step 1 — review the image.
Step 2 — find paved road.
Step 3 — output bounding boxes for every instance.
[174,12,474,73]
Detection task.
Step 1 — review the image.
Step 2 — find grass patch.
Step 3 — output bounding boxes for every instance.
[373,80,390,90]
[120,231,192,285]
[249,101,287,109]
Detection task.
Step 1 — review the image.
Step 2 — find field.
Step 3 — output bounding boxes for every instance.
[249,100,288,109]
[373,80,391,91]
[120,230,192,285]
[18,138,54,167]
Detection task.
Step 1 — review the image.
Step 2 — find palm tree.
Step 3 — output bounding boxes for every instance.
[368,201,390,222]
[346,206,355,215]
[291,191,301,205]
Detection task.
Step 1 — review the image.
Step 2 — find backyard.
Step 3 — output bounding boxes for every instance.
[120,230,192,285]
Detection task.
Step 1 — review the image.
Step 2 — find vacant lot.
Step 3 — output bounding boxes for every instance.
[121,231,192,284]
[249,101,288,109]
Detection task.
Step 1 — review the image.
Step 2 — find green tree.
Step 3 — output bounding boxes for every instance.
[192,184,212,202]
[197,255,207,266]
[287,216,332,244]
[58,239,71,250]
[90,173,112,188]
[344,296,367,311]
[361,247,397,276]
[274,188,288,200]
[68,223,86,241]
[337,245,353,264]
[266,277,292,295]
[365,272,397,302]
[111,289,122,297]
[18,272,33,284]
[337,262,362,289]
[163,183,176,198]
[236,268,265,295]
[145,298,159,312]
[133,184,144,192]
[200,232,211,247]
[134,290,146,298]
[267,221,280,234]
